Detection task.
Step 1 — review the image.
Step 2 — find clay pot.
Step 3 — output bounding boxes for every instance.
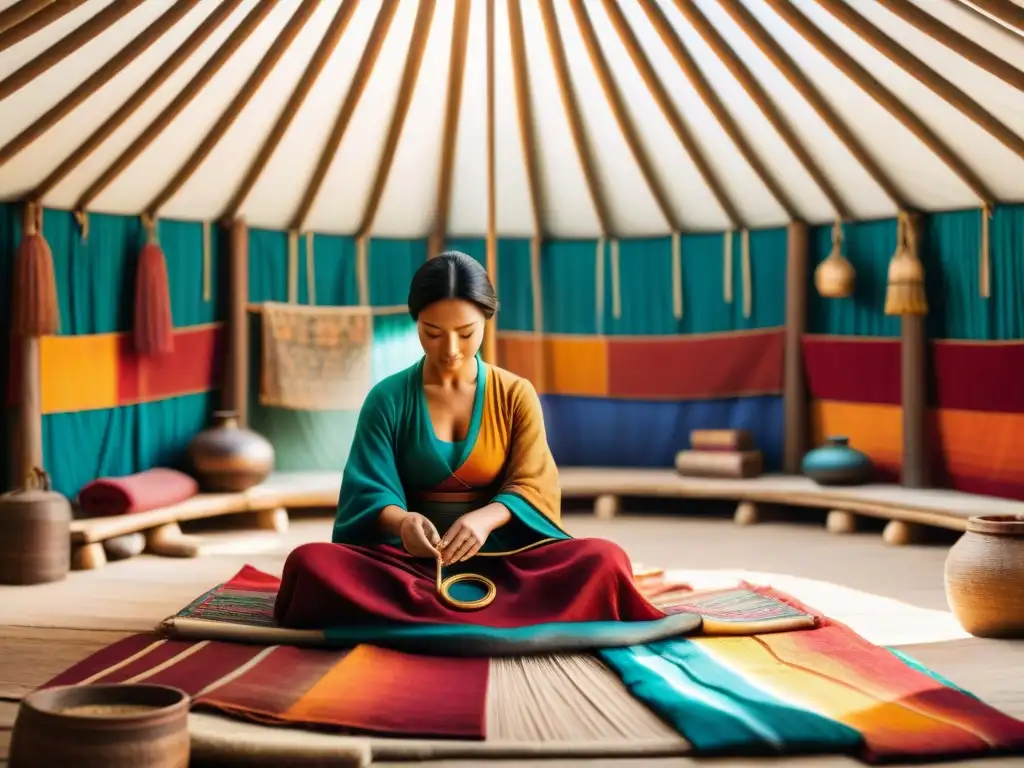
[9,683,189,768]
[801,436,873,486]
[0,467,72,585]
[187,410,275,492]
[944,515,1024,638]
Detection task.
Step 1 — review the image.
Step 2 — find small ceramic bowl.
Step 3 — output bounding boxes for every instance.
[9,683,190,768]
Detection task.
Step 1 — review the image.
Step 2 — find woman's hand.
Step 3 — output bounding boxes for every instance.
[399,513,441,558]
[439,505,509,564]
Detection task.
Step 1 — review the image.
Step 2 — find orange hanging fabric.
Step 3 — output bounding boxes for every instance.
[134,214,174,356]
[12,201,60,337]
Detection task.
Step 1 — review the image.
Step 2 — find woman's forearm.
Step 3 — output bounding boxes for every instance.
[475,502,512,531]
[378,505,409,537]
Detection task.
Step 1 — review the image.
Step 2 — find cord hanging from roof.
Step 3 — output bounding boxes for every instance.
[610,239,621,319]
[356,236,369,307]
[740,229,752,319]
[670,231,683,320]
[305,231,316,306]
[287,230,299,304]
[595,238,605,334]
[980,204,992,299]
[723,230,733,304]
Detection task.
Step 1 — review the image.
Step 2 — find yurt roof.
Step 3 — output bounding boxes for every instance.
[0,0,1022,240]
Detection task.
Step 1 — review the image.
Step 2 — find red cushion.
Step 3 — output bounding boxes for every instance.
[78,468,199,517]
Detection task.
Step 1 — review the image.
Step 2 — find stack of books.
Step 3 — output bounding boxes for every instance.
[674,429,763,479]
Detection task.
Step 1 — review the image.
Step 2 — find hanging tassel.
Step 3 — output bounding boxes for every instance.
[356,236,369,306]
[610,238,621,319]
[73,209,89,242]
[134,214,174,356]
[305,231,316,306]
[287,229,299,304]
[884,211,928,316]
[12,202,60,337]
[723,230,733,304]
[595,238,605,334]
[741,228,752,319]
[814,219,855,298]
[202,220,212,303]
[670,230,683,320]
[979,203,991,299]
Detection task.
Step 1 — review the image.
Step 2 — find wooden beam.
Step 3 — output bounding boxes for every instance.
[674,0,850,220]
[221,0,358,223]
[226,219,250,426]
[783,220,808,474]
[354,0,437,240]
[73,0,274,214]
[289,0,400,233]
[879,0,1024,91]
[600,0,740,229]
[570,0,678,231]
[0,0,55,36]
[0,0,143,102]
[14,204,43,488]
[537,0,612,235]
[428,0,472,258]
[640,0,800,221]
[960,0,1024,34]
[718,0,906,211]
[0,0,85,52]
[483,0,498,366]
[31,0,242,200]
[901,215,928,488]
[144,0,319,220]
[0,1,197,166]
[765,0,995,206]
[816,0,1024,162]
[506,0,544,235]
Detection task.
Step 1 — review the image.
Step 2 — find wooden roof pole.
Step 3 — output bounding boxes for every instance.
[959,0,1024,34]
[879,0,1024,90]
[816,0,1024,161]
[506,0,544,235]
[0,0,55,37]
[483,0,498,366]
[288,1,400,233]
[31,0,243,201]
[639,0,799,221]
[0,0,86,52]
[221,0,358,222]
[73,0,275,216]
[765,0,995,206]
[674,0,849,220]
[428,0,472,258]
[0,1,198,166]
[143,0,320,220]
[536,0,613,236]
[600,0,740,229]
[0,0,143,102]
[570,0,679,231]
[354,0,438,240]
[718,0,906,211]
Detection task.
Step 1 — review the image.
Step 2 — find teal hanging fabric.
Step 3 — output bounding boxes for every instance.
[368,238,427,306]
[444,237,486,266]
[542,239,599,334]
[497,238,534,332]
[311,233,358,307]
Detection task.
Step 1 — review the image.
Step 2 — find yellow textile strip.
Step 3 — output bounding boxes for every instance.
[741,228,751,319]
[980,204,991,299]
[723,230,733,304]
[810,400,902,468]
[287,229,299,304]
[202,221,212,303]
[595,238,605,334]
[40,333,119,414]
[544,336,608,397]
[671,230,683,319]
[305,231,316,306]
[356,236,369,306]
[610,238,621,319]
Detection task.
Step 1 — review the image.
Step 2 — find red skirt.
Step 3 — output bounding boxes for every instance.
[273,538,666,629]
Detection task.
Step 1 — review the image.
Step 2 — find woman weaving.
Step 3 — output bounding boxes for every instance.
[274,252,668,633]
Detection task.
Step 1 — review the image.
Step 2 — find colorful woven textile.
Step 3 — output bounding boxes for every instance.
[259,302,373,411]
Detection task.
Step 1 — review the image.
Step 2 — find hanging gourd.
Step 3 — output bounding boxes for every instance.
[12,201,60,337]
[134,213,175,356]
[814,219,855,299]
[884,211,927,316]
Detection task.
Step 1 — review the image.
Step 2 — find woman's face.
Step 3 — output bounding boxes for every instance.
[417,299,486,372]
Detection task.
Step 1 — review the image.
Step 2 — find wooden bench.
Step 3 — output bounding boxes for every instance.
[558,468,1022,545]
[70,472,342,570]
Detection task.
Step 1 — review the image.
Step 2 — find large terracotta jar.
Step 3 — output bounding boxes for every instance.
[944,515,1024,638]
[187,411,275,493]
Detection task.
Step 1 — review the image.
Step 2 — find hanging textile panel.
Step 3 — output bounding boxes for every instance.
[803,334,1024,499]
[259,302,373,412]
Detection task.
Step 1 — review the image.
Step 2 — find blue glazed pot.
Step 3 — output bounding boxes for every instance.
[801,436,873,486]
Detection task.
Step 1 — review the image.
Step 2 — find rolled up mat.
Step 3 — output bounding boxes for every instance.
[689,429,752,451]
[674,450,763,479]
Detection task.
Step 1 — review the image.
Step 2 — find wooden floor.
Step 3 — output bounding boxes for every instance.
[2,506,1023,767]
